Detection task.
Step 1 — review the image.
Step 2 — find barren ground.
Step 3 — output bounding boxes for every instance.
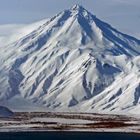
[0,112,140,133]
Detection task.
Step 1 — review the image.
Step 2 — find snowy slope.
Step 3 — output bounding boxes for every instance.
[0,106,13,117]
[0,5,140,114]
[0,19,48,46]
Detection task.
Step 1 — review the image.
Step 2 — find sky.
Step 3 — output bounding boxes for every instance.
[0,0,140,38]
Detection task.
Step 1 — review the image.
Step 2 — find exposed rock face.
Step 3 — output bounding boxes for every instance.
[0,106,14,117]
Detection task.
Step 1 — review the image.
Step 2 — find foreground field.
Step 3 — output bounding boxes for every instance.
[0,112,140,133]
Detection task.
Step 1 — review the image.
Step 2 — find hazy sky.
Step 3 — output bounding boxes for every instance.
[0,0,140,38]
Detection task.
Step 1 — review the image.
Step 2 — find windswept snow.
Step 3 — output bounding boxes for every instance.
[0,5,140,114]
[0,19,48,46]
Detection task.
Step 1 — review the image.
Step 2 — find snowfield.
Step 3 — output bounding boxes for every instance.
[0,4,140,114]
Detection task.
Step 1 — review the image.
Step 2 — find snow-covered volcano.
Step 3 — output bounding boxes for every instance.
[0,5,140,114]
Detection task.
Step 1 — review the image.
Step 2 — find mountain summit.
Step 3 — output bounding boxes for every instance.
[0,5,140,114]
[71,4,83,10]
[70,4,88,12]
